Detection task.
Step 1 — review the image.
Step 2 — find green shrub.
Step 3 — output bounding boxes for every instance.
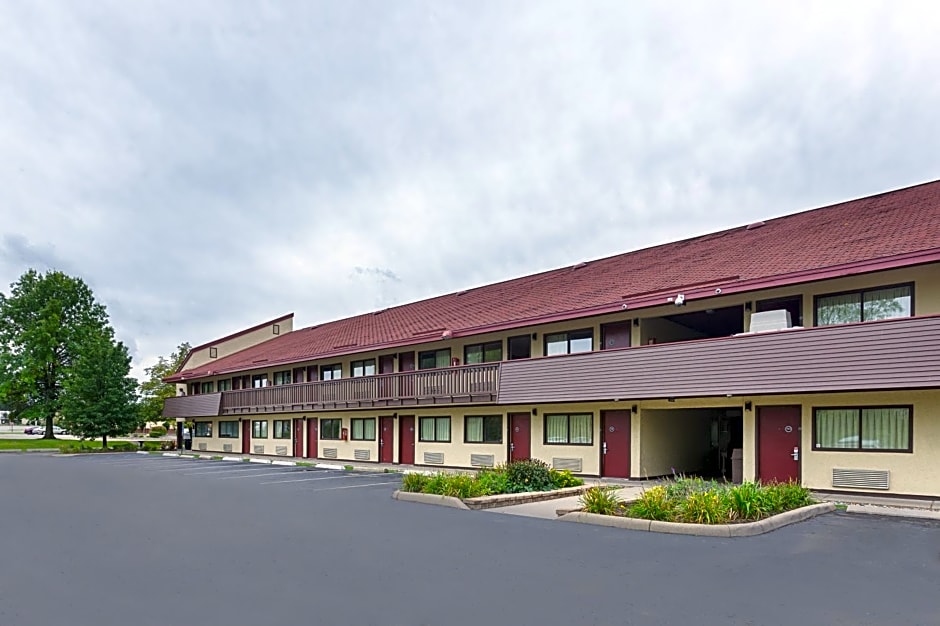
[627,486,675,521]
[505,459,554,492]
[402,473,430,493]
[148,426,167,438]
[140,441,163,452]
[439,474,487,498]
[476,468,511,495]
[108,442,137,452]
[580,486,624,516]
[549,469,583,489]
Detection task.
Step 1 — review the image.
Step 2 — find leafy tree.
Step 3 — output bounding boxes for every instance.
[137,342,190,428]
[0,270,111,439]
[60,329,138,446]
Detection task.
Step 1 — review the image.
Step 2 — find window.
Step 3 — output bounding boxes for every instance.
[217,379,232,392]
[273,420,292,439]
[320,364,342,380]
[464,342,502,364]
[464,416,502,443]
[419,349,451,370]
[419,416,451,442]
[273,370,292,385]
[545,414,593,445]
[219,421,238,438]
[251,420,268,438]
[200,381,214,393]
[351,418,376,440]
[815,284,912,326]
[814,406,912,452]
[352,359,376,377]
[321,418,341,440]
[189,383,200,395]
[544,329,593,356]
[508,335,531,360]
[209,347,218,358]
[252,374,268,388]
[194,422,212,437]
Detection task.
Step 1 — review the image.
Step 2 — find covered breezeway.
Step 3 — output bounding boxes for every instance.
[636,407,743,480]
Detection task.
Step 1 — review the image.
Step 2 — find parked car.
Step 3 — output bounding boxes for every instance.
[31,425,66,436]
[24,425,41,435]
[32,426,45,436]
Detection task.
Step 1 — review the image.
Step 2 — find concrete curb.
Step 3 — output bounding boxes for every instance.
[559,503,836,537]
[393,490,470,510]
[846,504,940,521]
[0,448,59,454]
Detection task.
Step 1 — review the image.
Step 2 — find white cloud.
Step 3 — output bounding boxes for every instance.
[1,0,938,380]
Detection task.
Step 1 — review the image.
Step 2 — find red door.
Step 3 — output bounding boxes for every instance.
[399,352,415,399]
[399,415,415,465]
[306,418,318,459]
[379,416,395,463]
[241,420,251,454]
[758,406,802,483]
[601,321,632,350]
[293,419,304,457]
[509,413,531,462]
[601,410,630,477]
[378,355,395,398]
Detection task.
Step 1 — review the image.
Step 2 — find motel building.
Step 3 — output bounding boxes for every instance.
[163,180,940,498]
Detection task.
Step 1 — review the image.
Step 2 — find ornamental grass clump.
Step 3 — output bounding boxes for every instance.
[616,478,813,524]
[580,486,625,516]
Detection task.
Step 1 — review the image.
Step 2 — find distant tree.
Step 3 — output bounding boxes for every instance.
[0,270,111,439]
[60,329,138,447]
[137,342,190,428]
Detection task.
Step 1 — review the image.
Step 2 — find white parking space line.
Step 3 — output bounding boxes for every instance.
[151,464,260,473]
[306,481,401,492]
[181,467,307,476]
[210,470,318,480]
[259,472,390,485]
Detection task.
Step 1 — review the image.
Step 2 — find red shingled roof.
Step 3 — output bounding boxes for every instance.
[168,180,940,381]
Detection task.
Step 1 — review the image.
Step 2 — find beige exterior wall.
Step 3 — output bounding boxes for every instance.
[190,418,242,455]
[795,390,940,497]
[186,316,294,372]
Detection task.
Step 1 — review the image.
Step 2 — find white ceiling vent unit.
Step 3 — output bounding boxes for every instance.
[748,309,797,333]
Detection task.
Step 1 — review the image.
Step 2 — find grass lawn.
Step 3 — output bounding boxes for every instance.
[0,438,76,450]
[0,438,111,452]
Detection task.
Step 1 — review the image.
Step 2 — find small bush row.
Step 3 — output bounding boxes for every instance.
[401,459,584,498]
[579,477,813,524]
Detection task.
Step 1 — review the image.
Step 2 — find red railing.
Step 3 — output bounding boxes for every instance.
[219,363,500,412]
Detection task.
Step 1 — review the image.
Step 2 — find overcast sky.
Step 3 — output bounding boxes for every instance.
[2,1,939,380]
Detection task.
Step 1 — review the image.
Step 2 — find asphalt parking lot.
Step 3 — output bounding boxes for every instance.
[1,453,938,626]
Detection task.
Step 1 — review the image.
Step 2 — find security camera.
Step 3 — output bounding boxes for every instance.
[675,294,686,306]
[715,288,722,294]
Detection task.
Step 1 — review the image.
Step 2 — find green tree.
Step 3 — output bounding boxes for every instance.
[137,342,190,428]
[60,329,138,447]
[0,270,110,439]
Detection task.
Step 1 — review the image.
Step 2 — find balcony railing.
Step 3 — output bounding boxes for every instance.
[217,362,500,414]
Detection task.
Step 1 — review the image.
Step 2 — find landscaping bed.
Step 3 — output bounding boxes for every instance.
[399,459,585,507]
[579,477,815,524]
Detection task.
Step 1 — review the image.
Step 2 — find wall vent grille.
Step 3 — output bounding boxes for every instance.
[197,443,207,451]
[253,445,264,455]
[354,449,370,461]
[424,452,445,465]
[832,468,889,490]
[323,448,338,459]
[470,454,495,468]
[222,444,232,453]
[275,446,288,456]
[552,457,582,472]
